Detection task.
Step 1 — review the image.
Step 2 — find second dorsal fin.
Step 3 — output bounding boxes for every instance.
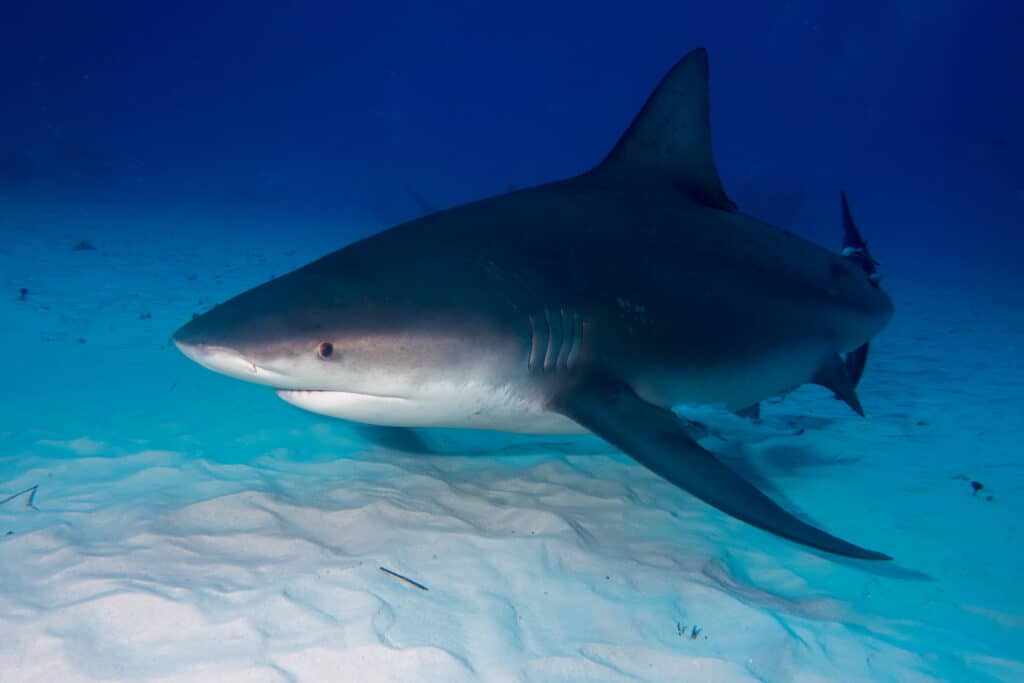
[595,48,736,211]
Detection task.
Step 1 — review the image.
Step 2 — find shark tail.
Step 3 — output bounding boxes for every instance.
[839,191,880,390]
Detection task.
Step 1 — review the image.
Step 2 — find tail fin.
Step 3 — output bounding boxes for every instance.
[839,192,878,391]
[840,191,880,283]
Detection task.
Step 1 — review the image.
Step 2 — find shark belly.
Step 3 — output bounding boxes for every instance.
[276,382,585,434]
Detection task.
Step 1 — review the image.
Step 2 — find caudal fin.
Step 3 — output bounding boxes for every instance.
[840,191,880,283]
[839,192,881,391]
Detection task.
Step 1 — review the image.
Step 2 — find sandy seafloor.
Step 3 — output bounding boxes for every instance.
[1,195,1021,683]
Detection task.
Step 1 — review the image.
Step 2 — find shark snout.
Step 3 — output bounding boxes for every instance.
[174,337,248,373]
[174,337,301,387]
[171,313,213,349]
[175,337,251,378]
[173,312,298,388]
[172,305,260,376]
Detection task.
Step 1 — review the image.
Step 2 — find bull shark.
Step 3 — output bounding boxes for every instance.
[173,48,894,560]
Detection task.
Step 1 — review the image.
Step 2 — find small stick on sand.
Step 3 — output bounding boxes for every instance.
[379,566,429,591]
[0,485,39,510]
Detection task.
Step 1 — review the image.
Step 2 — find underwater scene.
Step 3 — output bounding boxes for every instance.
[1,2,1021,681]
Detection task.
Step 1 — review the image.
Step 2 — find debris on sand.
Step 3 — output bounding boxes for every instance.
[0,484,39,510]
[379,566,429,591]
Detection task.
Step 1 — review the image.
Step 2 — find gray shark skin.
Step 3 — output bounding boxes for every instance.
[174,48,894,560]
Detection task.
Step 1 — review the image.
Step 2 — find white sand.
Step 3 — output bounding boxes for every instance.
[1,196,1020,682]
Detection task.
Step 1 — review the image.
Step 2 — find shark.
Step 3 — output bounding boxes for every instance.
[173,48,894,560]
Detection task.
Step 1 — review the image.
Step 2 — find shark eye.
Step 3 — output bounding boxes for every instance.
[317,342,334,359]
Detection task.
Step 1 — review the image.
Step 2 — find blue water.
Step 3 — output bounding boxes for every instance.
[1,2,1021,681]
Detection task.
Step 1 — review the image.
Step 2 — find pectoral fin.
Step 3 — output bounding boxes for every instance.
[550,374,890,560]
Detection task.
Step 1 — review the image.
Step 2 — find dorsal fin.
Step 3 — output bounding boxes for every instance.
[595,47,736,211]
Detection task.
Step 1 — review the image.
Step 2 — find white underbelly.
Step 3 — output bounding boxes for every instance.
[276,382,585,434]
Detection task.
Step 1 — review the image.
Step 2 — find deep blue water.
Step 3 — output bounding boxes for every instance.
[3,1,1021,270]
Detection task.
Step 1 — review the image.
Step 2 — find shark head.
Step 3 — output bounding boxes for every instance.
[173,267,361,391]
[173,262,432,394]
[172,252,531,426]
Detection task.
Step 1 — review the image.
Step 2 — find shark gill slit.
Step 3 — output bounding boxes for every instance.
[566,312,583,369]
[528,308,584,373]
[543,308,562,371]
[556,308,574,370]
[528,314,545,370]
